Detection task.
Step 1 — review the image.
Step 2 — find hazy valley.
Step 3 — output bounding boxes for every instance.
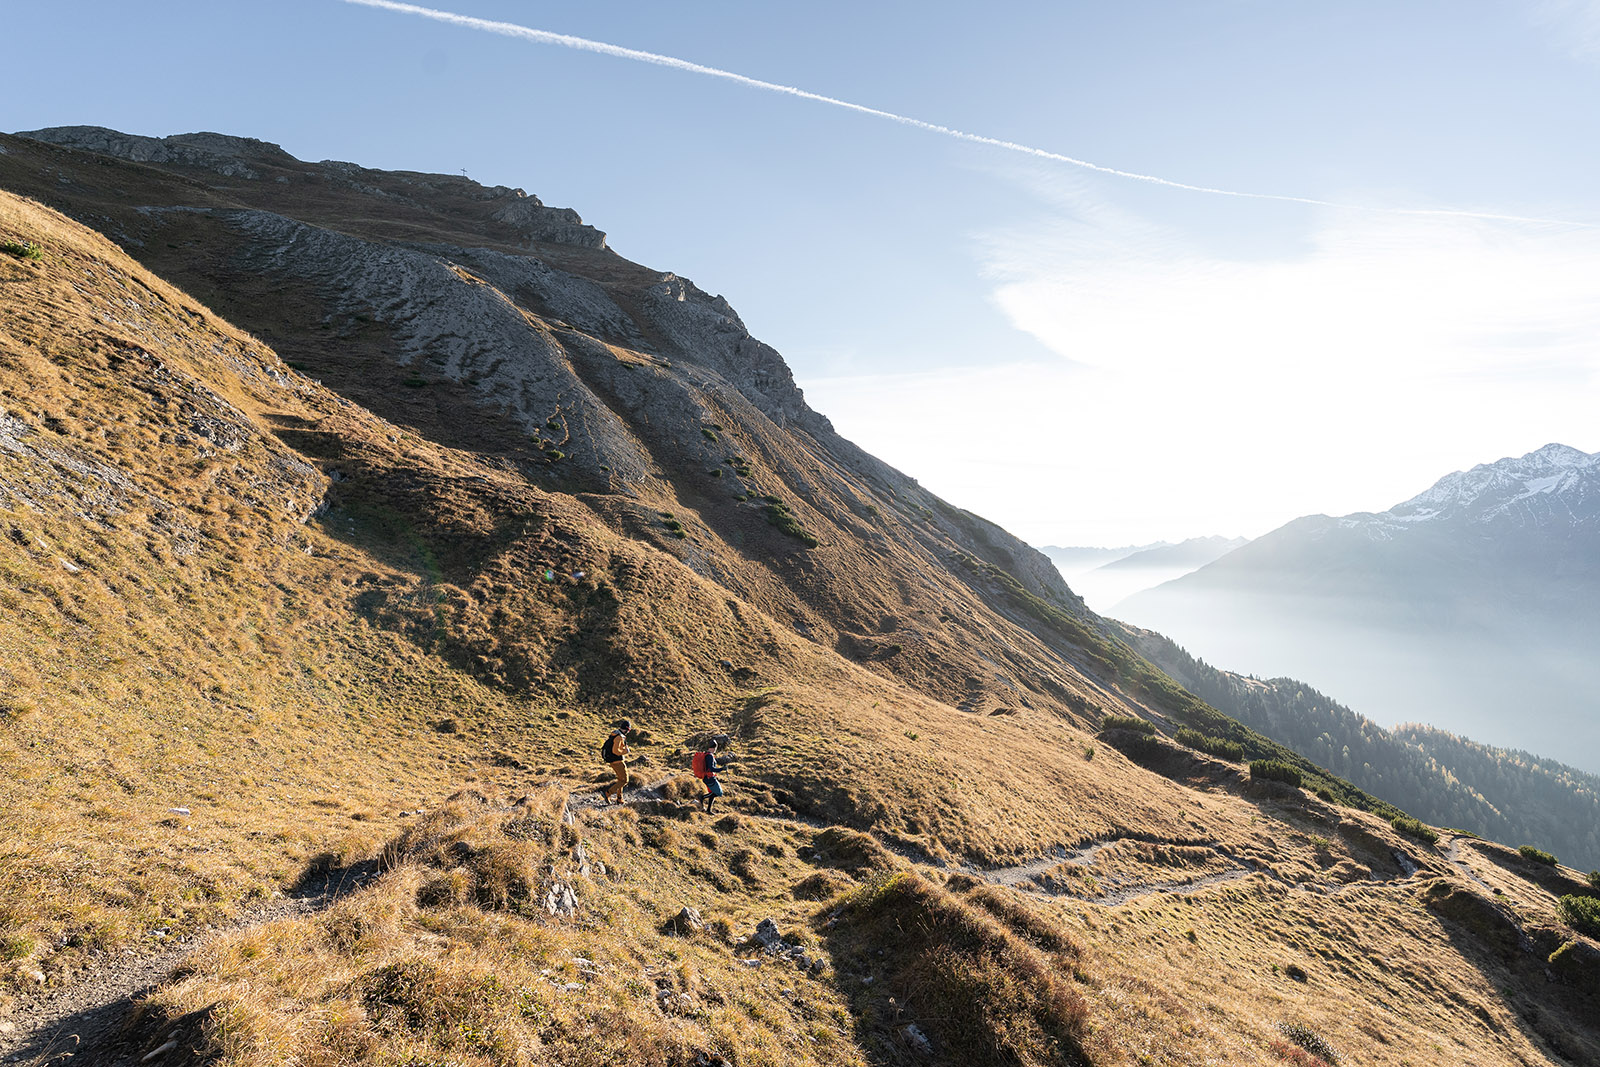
[1117,445,1600,774]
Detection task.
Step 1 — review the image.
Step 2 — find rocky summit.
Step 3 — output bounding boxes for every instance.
[2,128,1599,1067]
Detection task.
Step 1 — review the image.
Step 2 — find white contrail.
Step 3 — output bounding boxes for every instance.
[343,0,1592,229]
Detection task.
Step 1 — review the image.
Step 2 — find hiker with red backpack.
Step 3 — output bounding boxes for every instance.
[692,739,724,813]
[600,720,631,805]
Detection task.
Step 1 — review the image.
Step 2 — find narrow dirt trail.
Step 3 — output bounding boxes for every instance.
[1,863,380,1066]
[6,775,1411,1064]
[1443,835,1497,893]
[586,777,1327,909]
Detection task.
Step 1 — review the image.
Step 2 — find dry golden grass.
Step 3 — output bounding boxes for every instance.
[139,788,874,1067]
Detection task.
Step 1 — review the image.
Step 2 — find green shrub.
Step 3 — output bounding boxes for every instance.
[1588,870,1599,889]
[542,449,565,461]
[1175,726,1244,761]
[1391,816,1439,845]
[1100,714,1155,735]
[0,239,43,261]
[1276,1020,1338,1064]
[700,428,718,442]
[762,500,818,547]
[1250,760,1302,788]
[1557,894,1600,938]
[1519,845,1558,867]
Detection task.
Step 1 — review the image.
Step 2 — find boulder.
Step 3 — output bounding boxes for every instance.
[753,918,782,947]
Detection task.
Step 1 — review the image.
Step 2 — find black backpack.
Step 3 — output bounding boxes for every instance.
[600,732,622,763]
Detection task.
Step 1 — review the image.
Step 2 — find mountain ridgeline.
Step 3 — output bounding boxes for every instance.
[1124,626,1600,872]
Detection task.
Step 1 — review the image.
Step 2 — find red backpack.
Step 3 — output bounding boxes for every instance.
[691,751,710,779]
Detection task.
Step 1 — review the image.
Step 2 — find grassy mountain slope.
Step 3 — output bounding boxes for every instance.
[2,135,1599,1066]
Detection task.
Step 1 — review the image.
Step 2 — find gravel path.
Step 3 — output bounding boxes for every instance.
[1,862,380,1066]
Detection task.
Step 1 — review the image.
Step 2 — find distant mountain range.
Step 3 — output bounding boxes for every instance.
[1043,536,1248,612]
[1117,444,1600,772]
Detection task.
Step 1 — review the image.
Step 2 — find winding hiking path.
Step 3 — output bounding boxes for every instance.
[972,838,1267,906]
[5,775,1416,1064]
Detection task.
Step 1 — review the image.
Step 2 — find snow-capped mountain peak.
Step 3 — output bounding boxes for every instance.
[1383,443,1599,529]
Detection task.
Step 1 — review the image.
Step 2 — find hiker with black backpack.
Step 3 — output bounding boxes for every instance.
[600,720,631,805]
[691,739,723,813]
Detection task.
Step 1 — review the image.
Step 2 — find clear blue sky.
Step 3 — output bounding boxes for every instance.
[8,1,1600,545]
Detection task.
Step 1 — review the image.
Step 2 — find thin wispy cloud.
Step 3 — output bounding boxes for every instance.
[1535,0,1600,56]
[343,0,1594,230]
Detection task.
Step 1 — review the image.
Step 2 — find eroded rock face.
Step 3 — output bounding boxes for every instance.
[222,208,653,487]
[17,126,291,178]
[491,197,607,249]
[641,273,817,428]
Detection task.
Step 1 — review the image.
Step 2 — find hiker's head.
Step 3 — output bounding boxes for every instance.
[707,739,718,752]
[614,719,631,734]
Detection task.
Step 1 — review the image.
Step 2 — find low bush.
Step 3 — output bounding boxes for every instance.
[1589,870,1600,889]
[1391,816,1439,845]
[1557,894,1600,938]
[1,239,43,261]
[1276,1020,1338,1064]
[1100,714,1155,735]
[1174,726,1244,761]
[1519,845,1558,867]
[763,500,819,547]
[1250,760,1303,788]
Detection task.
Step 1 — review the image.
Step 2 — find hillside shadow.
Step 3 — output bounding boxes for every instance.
[1420,879,1600,1064]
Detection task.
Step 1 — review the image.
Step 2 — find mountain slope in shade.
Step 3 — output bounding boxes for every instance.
[1122,623,1600,871]
[1117,444,1600,772]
